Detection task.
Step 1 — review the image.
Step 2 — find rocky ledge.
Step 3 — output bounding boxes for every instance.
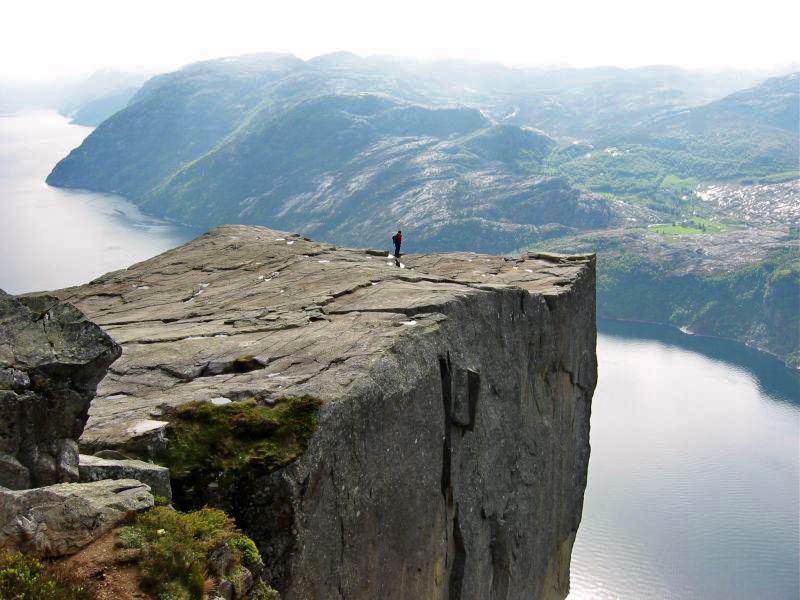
[0,479,153,558]
[52,225,597,600]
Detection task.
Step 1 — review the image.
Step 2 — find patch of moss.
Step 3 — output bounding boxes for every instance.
[231,535,261,569]
[157,395,322,510]
[251,581,281,600]
[119,506,263,600]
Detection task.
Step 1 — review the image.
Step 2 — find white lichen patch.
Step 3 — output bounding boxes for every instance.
[126,420,168,436]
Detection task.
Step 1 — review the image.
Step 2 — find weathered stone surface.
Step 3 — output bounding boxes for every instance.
[53,225,597,599]
[0,290,121,489]
[0,479,153,557]
[78,454,172,503]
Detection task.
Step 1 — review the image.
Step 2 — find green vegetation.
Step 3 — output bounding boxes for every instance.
[546,138,796,214]
[595,251,800,367]
[158,395,322,509]
[649,217,733,235]
[0,549,94,600]
[119,506,264,600]
[46,52,797,252]
[752,170,800,184]
[459,124,555,168]
[537,226,799,368]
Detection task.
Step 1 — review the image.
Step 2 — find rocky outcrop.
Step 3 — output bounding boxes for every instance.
[0,290,122,489]
[0,479,153,557]
[78,454,172,503]
[53,225,597,599]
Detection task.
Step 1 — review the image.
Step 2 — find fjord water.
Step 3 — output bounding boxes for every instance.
[570,320,800,599]
[0,110,197,294]
[1,111,798,598]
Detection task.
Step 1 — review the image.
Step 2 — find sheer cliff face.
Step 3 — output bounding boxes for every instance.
[54,225,596,600]
[282,257,595,600]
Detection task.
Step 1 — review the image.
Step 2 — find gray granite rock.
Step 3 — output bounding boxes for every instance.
[208,541,233,577]
[0,479,153,557]
[51,225,597,600]
[215,580,234,600]
[79,454,171,503]
[0,290,121,489]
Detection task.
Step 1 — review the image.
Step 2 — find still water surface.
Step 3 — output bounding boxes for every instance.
[2,111,798,598]
[0,110,197,294]
[570,320,799,599]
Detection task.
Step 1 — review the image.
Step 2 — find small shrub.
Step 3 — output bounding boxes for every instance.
[224,566,245,590]
[231,535,261,568]
[251,581,281,600]
[153,494,170,506]
[120,506,261,600]
[118,526,144,549]
[0,549,95,600]
[157,580,191,600]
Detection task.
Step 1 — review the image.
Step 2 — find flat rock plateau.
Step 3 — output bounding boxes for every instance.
[50,225,597,600]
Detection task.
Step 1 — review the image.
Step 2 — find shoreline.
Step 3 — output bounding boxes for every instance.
[598,314,798,371]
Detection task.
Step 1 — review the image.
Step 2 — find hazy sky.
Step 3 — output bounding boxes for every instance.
[3,0,798,81]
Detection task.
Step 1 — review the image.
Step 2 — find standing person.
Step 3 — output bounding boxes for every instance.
[392,230,402,258]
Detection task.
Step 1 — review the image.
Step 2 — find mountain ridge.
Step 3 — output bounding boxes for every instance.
[47,54,797,253]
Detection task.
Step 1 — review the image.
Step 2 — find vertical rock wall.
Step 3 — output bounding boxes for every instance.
[243,262,596,600]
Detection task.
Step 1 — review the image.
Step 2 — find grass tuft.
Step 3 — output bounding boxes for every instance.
[0,549,95,600]
[119,506,262,600]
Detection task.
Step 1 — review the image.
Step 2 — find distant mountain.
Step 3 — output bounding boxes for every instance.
[0,69,151,123]
[46,54,798,252]
[46,54,615,251]
[603,72,799,172]
[544,72,799,211]
[58,69,153,126]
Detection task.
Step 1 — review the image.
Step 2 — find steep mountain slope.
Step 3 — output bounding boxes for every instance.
[58,69,153,126]
[544,72,800,213]
[47,55,619,252]
[604,72,799,171]
[46,54,798,253]
[48,54,305,198]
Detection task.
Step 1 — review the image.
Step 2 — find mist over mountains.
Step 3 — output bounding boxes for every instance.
[0,69,151,125]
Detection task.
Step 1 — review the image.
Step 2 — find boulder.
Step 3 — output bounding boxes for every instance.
[79,454,172,503]
[0,479,153,557]
[0,290,121,489]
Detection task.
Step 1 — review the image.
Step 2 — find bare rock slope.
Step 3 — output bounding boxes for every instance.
[55,225,597,600]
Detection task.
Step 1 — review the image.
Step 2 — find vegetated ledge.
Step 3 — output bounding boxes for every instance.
[48,224,598,600]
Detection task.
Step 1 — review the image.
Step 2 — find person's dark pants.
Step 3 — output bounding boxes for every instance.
[394,244,401,257]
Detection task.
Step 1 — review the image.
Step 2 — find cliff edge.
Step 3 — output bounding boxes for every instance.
[52,225,597,600]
